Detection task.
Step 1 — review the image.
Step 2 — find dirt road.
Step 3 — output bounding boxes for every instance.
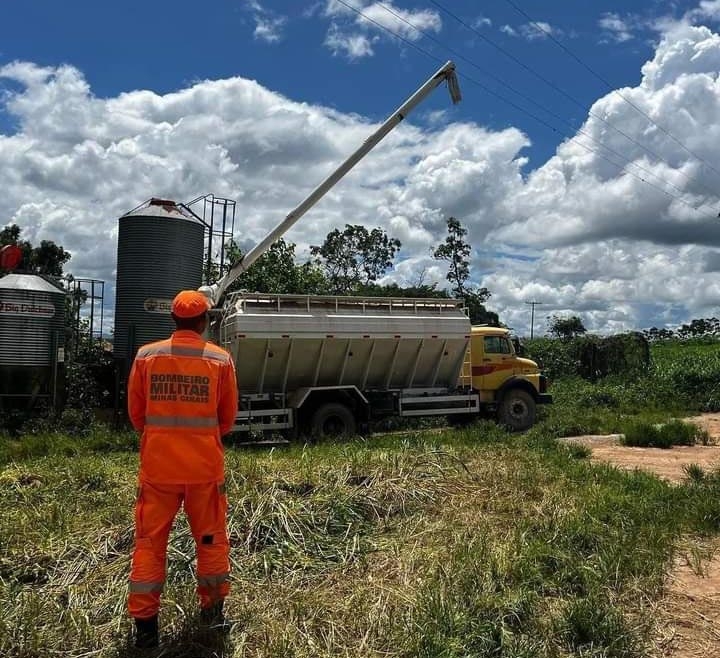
[563,414,720,658]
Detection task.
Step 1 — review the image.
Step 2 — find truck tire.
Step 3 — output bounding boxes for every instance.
[498,389,536,432]
[311,403,357,439]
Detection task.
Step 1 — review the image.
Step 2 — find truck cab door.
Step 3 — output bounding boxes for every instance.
[473,336,515,395]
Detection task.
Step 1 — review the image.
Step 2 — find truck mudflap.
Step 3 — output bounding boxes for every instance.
[538,394,553,405]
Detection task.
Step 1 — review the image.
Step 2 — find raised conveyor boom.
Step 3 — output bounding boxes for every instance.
[204,60,461,306]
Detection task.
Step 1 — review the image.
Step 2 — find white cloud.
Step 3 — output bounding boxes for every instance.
[5,19,720,335]
[598,12,634,43]
[324,23,376,58]
[689,0,720,22]
[649,0,720,38]
[501,21,562,41]
[520,21,558,40]
[254,17,286,43]
[320,1,441,59]
[244,0,287,44]
[473,15,492,29]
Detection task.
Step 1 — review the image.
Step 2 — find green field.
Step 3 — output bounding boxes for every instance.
[1,339,720,657]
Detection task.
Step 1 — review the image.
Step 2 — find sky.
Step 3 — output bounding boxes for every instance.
[2,0,720,336]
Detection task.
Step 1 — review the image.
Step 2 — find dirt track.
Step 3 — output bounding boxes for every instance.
[563,414,720,658]
[561,414,720,483]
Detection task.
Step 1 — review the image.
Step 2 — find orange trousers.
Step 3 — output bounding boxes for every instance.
[128,481,230,620]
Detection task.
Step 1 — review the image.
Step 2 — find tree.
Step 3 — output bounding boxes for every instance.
[676,317,720,339]
[1,224,71,277]
[311,224,401,295]
[433,217,471,298]
[643,326,676,341]
[224,238,327,296]
[548,315,587,340]
[465,291,499,326]
[433,216,496,325]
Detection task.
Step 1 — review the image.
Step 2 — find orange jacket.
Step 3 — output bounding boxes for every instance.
[128,330,238,484]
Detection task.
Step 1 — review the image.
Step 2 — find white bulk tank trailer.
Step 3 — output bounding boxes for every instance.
[217,292,477,437]
[0,273,67,412]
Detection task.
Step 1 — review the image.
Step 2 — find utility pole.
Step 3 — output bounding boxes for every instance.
[524,300,545,339]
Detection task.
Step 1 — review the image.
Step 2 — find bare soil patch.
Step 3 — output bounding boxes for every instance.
[655,540,720,658]
[561,413,720,484]
[563,414,720,657]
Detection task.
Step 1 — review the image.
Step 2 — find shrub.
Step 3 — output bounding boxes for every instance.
[683,463,706,483]
[621,420,708,449]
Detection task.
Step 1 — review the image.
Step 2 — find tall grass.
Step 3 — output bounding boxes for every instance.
[2,338,720,655]
[2,423,720,657]
[621,419,710,448]
[532,338,720,437]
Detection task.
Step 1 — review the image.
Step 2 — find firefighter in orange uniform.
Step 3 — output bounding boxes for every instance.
[127,290,238,649]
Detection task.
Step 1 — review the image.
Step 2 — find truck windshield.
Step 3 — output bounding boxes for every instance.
[484,336,512,354]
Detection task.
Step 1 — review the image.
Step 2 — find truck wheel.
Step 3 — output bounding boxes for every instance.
[498,389,536,432]
[311,403,357,439]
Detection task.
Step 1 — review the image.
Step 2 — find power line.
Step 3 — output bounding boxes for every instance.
[502,0,720,183]
[375,0,711,209]
[332,0,707,214]
[427,0,719,204]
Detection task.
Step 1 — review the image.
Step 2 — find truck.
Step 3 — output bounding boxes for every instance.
[216,293,550,438]
[200,61,551,438]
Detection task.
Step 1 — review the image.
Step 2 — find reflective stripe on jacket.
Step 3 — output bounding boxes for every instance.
[128,330,239,484]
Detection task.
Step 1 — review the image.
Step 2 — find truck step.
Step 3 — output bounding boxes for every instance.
[231,438,291,447]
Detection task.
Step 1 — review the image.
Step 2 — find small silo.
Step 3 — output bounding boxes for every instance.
[113,198,205,360]
[0,273,67,406]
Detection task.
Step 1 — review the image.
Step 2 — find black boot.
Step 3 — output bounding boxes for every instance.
[134,615,159,649]
[200,600,229,631]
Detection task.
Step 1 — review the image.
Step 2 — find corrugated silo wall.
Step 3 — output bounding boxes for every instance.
[0,276,66,398]
[113,214,204,360]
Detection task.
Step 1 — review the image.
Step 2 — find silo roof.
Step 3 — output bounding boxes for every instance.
[121,198,199,221]
[0,273,66,294]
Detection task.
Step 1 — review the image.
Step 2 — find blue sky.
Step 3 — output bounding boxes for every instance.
[3,0,720,335]
[0,0,691,166]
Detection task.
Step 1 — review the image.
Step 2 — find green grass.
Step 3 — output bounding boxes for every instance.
[530,338,720,438]
[620,419,711,449]
[1,338,720,656]
[2,419,720,657]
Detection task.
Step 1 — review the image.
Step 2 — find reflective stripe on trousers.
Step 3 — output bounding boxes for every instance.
[129,580,164,594]
[197,573,230,588]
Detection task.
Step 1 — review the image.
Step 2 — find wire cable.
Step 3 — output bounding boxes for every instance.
[503,0,720,182]
[427,0,719,203]
[375,0,707,207]
[332,0,707,214]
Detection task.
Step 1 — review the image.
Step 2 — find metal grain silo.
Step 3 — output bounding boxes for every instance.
[113,198,204,360]
[0,273,67,405]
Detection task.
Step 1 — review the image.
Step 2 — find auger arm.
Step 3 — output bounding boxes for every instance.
[203,60,461,307]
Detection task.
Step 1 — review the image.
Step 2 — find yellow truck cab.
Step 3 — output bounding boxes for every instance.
[467,326,552,431]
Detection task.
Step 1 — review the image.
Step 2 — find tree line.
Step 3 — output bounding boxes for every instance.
[214,216,498,325]
[541,314,720,342]
[2,217,498,325]
[643,318,720,341]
